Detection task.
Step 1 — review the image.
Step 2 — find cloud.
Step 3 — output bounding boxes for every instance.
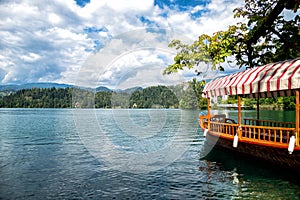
[97,50,182,89]
[0,0,95,84]
[75,29,192,88]
[20,52,41,62]
[0,0,247,86]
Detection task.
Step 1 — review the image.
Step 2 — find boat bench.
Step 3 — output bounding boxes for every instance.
[210,114,237,124]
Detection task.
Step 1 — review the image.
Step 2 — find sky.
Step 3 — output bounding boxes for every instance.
[0,0,246,89]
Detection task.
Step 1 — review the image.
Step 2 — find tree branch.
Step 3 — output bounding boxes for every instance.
[247,0,286,44]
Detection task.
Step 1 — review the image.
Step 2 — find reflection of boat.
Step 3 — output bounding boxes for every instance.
[199,57,300,171]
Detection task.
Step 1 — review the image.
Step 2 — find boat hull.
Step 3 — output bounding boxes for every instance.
[205,131,300,171]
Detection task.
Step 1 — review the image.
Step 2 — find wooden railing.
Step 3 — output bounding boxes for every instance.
[199,115,298,146]
[210,122,239,137]
[244,118,295,128]
[241,125,295,144]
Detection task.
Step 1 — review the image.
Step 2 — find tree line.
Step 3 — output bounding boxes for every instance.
[0,84,297,110]
[0,87,72,108]
[219,95,296,110]
[0,81,207,109]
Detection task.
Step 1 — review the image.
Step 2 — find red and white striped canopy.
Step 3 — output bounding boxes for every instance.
[202,57,300,98]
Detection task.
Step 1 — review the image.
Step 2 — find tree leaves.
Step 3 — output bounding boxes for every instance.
[165,0,300,75]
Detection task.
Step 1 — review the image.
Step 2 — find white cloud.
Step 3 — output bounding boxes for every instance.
[191,5,205,14]
[20,52,41,62]
[48,13,62,25]
[75,29,192,88]
[106,0,153,12]
[97,51,183,90]
[0,0,247,86]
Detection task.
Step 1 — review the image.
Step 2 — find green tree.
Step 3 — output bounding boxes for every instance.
[129,85,179,108]
[179,86,198,109]
[164,0,300,74]
[95,91,112,108]
[283,96,296,110]
[0,87,74,108]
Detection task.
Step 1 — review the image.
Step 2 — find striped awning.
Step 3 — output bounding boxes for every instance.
[202,57,300,98]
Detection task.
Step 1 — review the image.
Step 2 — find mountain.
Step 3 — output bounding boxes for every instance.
[121,86,143,93]
[0,83,73,91]
[95,86,112,92]
[96,86,143,93]
[0,82,143,94]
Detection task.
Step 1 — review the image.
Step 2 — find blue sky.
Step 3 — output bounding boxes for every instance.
[0,0,245,88]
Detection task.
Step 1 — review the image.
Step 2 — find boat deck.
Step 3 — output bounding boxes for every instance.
[199,114,299,149]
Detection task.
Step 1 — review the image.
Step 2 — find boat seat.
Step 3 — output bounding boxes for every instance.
[210,114,227,123]
[224,118,237,124]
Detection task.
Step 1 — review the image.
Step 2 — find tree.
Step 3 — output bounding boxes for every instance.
[0,88,73,108]
[179,85,198,109]
[164,0,300,74]
[129,85,179,108]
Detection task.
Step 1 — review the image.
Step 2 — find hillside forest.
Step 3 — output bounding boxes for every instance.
[0,78,296,110]
[0,79,205,109]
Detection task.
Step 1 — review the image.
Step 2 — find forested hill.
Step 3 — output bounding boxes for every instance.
[0,83,72,92]
[0,87,117,108]
[0,83,296,110]
[0,88,73,108]
[0,83,205,109]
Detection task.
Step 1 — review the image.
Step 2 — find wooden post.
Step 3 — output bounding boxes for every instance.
[296,90,299,146]
[238,96,242,126]
[238,95,242,139]
[257,96,260,126]
[238,96,242,125]
[207,97,211,130]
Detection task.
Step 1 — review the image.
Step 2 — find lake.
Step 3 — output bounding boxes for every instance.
[0,109,299,199]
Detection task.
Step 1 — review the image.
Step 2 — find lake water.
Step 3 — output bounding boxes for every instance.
[0,109,300,199]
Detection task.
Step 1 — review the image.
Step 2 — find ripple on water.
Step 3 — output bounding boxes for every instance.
[0,109,300,199]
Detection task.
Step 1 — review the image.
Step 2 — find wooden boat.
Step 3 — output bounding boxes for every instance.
[199,57,300,171]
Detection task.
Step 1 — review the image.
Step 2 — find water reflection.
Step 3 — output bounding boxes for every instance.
[1,109,300,199]
[199,141,300,199]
